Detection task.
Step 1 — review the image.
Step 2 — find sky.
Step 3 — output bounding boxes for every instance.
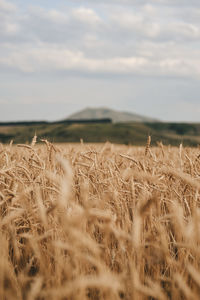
[1,0,200,122]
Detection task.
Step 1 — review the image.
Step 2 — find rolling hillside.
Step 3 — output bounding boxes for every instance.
[1,121,200,146]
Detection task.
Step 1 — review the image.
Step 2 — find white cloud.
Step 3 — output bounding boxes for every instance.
[142,4,158,15]
[28,6,69,25]
[0,0,19,37]
[3,21,19,35]
[172,22,200,39]
[1,42,200,80]
[72,0,200,6]
[0,0,200,80]
[111,11,161,38]
[44,10,69,24]
[0,0,16,12]
[0,44,147,73]
[72,7,102,25]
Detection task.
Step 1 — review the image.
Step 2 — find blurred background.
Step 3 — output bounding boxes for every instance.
[1,0,200,145]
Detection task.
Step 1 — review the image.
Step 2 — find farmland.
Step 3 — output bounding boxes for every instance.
[1,140,200,299]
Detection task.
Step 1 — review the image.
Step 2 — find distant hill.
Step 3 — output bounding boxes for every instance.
[66,107,158,123]
[1,121,200,146]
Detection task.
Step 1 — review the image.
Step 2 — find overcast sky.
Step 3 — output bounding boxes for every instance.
[1,0,200,122]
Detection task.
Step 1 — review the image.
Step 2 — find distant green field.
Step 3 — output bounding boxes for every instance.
[0,122,200,146]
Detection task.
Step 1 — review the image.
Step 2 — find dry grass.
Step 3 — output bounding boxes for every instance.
[1,139,200,299]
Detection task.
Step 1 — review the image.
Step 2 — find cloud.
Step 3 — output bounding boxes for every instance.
[72,7,102,25]
[41,9,69,25]
[0,44,147,73]
[108,8,200,42]
[0,0,200,80]
[64,0,200,7]
[1,41,200,80]
[110,11,161,38]
[28,5,101,27]
[0,0,16,12]
[170,22,200,40]
[0,0,19,38]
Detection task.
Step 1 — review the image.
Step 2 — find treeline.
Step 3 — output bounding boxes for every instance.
[0,118,112,127]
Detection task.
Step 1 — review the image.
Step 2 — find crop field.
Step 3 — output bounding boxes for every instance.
[1,139,200,299]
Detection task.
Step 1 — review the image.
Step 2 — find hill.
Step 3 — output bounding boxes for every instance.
[66,107,157,123]
[1,121,200,146]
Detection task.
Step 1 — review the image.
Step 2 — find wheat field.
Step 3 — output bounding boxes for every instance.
[1,138,200,299]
